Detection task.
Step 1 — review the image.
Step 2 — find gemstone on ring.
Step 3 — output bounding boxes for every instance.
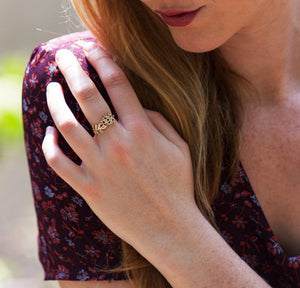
[92,113,116,135]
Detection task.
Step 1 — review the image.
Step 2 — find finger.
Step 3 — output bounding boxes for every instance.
[145,109,189,151]
[55,49,111,126]
[83,42,147,126]
[42,126,87,191]
[46,82,99,161]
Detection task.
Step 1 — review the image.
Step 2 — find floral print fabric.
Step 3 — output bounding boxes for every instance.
[22,31,299,287]
[22,31,125,281]
[214,164,300,287]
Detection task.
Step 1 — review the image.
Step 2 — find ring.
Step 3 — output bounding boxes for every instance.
[92,113,116,135]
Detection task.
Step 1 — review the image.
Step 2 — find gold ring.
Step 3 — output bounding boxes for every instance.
[92,113,116,135]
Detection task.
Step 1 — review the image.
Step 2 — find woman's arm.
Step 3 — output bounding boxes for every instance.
[138,204,271,288]
[43,43,271,288]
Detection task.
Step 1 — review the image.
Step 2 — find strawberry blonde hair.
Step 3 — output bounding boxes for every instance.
[71,0,242,287]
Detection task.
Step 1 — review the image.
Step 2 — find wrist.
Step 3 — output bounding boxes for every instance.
[136,203,209,282]
[157,206,210,285]
[139,204,270,288]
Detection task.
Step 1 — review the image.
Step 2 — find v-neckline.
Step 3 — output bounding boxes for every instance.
[238,162,300,259]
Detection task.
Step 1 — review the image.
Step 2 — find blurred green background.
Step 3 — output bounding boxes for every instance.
[0,1,83,287]
[0,55,24,152]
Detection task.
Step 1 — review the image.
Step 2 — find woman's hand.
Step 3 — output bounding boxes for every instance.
[42,44,272,288]
[42,43,195,255]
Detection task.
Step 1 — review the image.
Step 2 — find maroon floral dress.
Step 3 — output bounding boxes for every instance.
[22,31,300,287]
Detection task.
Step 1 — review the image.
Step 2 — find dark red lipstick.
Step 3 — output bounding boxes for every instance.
[155,7,203,27]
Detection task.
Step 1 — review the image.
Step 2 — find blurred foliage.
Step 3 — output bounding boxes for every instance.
[0,110,23,147]
[0,54,27,77]
[0,54,25,151]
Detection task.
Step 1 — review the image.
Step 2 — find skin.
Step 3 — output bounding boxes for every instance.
[144,0,300,257]
[142,0,269,53]
[43,0,300,287]
[52,45,268,288]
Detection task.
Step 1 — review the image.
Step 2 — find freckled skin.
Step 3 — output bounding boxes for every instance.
[240,101,300,256]
[141,0,300,256]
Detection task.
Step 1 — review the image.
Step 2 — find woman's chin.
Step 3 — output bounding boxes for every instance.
[171,33,230,53]
[173,38,218,53]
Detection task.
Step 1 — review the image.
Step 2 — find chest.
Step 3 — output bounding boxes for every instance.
[240,103,300,256]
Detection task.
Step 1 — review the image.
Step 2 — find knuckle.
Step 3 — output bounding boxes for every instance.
[60,60,73,74]
[181,141,190,152]
[42,144,59,168]
[45,153,60,168]
[178,140,191,158]
[151,111,164,121]
[107,137,134,166]
[102,70,126,88]
[92,50,111,62]
[131,121,149,139]
[146,110,168,126]
[73,83,97,102]
[57,119,77,136]
[110,139,130,160]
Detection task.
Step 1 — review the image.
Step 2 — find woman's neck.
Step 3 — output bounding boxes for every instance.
[220,0,300,106]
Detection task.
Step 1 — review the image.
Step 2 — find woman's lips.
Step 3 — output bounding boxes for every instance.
[154,7,203,27]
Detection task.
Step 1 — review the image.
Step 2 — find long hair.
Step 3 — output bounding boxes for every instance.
[71,0,241,286]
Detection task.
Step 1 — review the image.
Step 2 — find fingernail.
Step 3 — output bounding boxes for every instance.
[45,126,55,135]
[46,82,60,93]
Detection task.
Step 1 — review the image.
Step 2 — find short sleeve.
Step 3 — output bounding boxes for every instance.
[22,33,126,281]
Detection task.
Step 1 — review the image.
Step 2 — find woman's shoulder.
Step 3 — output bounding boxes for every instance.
[25,30,98,76]
[22,30,110,128]
[23,31,101,100]
[48,30,96,47]
[22,31,112,129]
[31,30,97,58]
[22,30,109,160]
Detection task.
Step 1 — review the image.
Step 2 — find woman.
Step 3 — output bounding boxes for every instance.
[22,0,300,287]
